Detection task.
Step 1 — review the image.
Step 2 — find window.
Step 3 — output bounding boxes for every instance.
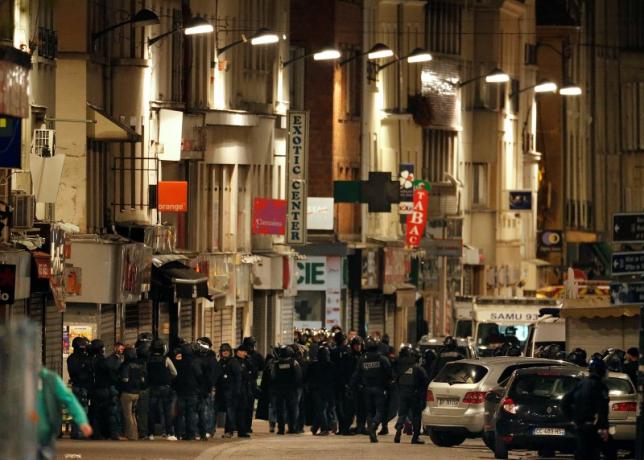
[422,129,457,183]
[606,377,635,396]
[509,374,579,399]
[619,0,644,50]
[467,162,489,207]
[434,363,488,384]
[341,45,361,119]
[426,0,462,55]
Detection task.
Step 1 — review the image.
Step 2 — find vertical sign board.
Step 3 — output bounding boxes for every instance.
[287,111,309,244]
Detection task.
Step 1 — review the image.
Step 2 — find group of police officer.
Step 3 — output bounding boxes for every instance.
[65,329,455,444]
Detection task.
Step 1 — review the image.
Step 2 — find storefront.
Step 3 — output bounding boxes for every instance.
[347,244,383,338]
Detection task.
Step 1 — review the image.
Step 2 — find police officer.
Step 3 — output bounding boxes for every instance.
[307,345,335,436]
[67,336,93,439]
[562,358,616,460]
[194,337,219,440]
[349,336,368,435]
[430,336,464,379]
[270,345,303,435]
[88,339,120,440]
[394,345,428,444]
[351,338,393,443]
[134,333,152,439]
[566,347,588,367]
[172,342,202,440]
[422,348,437,380]
[241,337,264,432]
[234,343,254,437]
[331,332,354,435]
[215,343,241,438]
[147,338,177,440]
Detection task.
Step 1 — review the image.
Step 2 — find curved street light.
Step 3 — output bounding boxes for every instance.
[377,47,433,72]
[92,8,160,43]
[148,16,214,47]
[217,28,280,56]
[282,47,341,68]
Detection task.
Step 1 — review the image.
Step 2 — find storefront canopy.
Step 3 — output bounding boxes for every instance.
[150,260,209,302]
[561,298,641,319]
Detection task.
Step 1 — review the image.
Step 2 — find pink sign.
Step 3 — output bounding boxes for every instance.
[252,198,287,235]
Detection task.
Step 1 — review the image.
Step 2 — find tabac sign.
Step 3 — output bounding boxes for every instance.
[287,111,309,244]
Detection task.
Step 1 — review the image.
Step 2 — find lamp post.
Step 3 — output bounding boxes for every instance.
[216,28,279,56]
[148,16,214,47]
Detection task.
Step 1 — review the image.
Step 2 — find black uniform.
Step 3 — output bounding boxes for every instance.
[331,342,359,435]
[88,340,120,440]
[307,347,336,434]
[430,345,464,380]
[563,372,615,460]
[235,353,255,436]
[147,347,177,437]
[216,352,241,435]
[351,348,393,442]
[194,344,219,438]
[67,340,93,439]
[394,355,428,443]
[270,350,303,434]
[134,338,151,438]
[172,344,202,440]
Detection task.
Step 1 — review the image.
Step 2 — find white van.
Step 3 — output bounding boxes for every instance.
[524,314,566,357]
[453,295,475,338]
[472,297,561,357]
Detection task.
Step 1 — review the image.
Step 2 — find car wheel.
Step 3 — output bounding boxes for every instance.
[537,449,556,458]
[494,438,508,459]
[428,430,466,447]
[483,431,495,451]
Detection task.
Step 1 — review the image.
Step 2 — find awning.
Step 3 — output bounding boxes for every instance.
[150,261,209,301]
[561,298,641,319]
[87,103,141,142]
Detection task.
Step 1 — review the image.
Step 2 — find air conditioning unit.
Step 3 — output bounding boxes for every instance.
[11,193,35,229]
[31,124,56,157]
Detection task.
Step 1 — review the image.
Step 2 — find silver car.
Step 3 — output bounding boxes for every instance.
[605,372,637,446]
[422,357,577,447]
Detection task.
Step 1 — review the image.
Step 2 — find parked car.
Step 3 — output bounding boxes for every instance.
[417,335,476,359]
[486,366,637,459]
[422,357,576,447]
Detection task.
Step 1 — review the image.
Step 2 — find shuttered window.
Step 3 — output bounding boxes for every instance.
[426,0,462,56]
[422,129,458,183]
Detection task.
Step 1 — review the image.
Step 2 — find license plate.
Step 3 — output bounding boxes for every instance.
[533,427,565,436]
[437,398,459,407]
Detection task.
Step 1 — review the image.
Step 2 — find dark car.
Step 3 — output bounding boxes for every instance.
[487,366,584,459]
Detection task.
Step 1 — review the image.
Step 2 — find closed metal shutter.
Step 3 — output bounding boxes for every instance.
[222,305,233,346]
[367,300,385,336]
[204,305,214,342]
[235,304,244,346]
[280,296,294,345]
[567,317,639,354]
[385,300,395,338]
[100,304,116,351]
[138,301,153,335]
[45,302,63,375]
[180,301,194,343]
[28,294,45,364]
[253,292,268,356]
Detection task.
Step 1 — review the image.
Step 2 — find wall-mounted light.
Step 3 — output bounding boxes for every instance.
[92,8,159,43]
[377,47,433,72]
[559,82,582,96]
[510,80,558,97]
[148,16,213,47]
[217,28,280,55]
[340,43,394,66]
[484,67,510,83]
[282,47,341,68]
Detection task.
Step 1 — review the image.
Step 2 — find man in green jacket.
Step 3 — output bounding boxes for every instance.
[37,367,92,459]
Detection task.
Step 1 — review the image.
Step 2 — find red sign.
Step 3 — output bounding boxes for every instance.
[405,187,429,247]
[252,198,287,235]
[158,181,188,212]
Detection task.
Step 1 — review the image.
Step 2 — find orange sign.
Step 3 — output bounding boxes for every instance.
[158,181,188,212]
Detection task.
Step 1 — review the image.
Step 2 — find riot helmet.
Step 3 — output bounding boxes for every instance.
[72,336,89,350]
[443,336,457,351]
[89,339,105,356]
[365,337,379,352]
[588,356,607,378]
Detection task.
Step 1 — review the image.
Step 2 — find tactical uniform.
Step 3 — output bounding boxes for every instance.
[330,333,355,435]
[119,348,146,440]
[172,343,202,440]
[351,340,393,443]
[88,339,120,440]
[235,346,255,437]
[147,339,177,439]
[430,337,464,380]
[194,337,219,439]
[67,337,93,439]
[562,359,616,460]
[307,346,336,435]
[215,343,241,437]
[394,346,428,444]
[270,346,303,434]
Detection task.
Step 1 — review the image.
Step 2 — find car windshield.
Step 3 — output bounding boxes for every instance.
[509,374,579,400]
[476,323,529,357]
[606,377,634,396]
[433,363,488,384]
[455,320,472,338]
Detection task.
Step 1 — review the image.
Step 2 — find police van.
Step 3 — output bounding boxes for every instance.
[471,297,561,357]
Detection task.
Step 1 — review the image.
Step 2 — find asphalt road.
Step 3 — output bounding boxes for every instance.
[55,422,633,460]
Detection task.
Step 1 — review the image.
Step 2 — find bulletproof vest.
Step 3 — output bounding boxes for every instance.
[360,352,386,387]
[122,362,144,393]
[272,357,296,387]
[147,354,172,387]
[68,352,93,388]
[398,365,415,387]
[238,358,252,383]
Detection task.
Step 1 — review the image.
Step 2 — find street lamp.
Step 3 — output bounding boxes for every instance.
[217,28,280,55]
[148,16,214,47]
[454,67,510,88]
[377,48,433,72]
[559,82,583,96]
[339,43,394,66]
[510,79,558,97]
[282,47,342,68]
[92,8,160,42]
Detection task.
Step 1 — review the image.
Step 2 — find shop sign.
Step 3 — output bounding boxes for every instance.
[0,263,16,304]
[307,197,334,231]
[398,164,414,215]
[252,198,287,235]
[157,181,188,212]
[423,238,463,258]
[405,184,429,247]
[509,190,532,211]
[537,230,563,255]
[286,111,309,244]
[296,256,342,291]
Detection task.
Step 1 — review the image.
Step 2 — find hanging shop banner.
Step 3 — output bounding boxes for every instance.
[286,111,309,244]
[252,198,287,235]
[0,263,16,304]
[157,181,188,212]
[406,185,429,247]
[398,164,415,215]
